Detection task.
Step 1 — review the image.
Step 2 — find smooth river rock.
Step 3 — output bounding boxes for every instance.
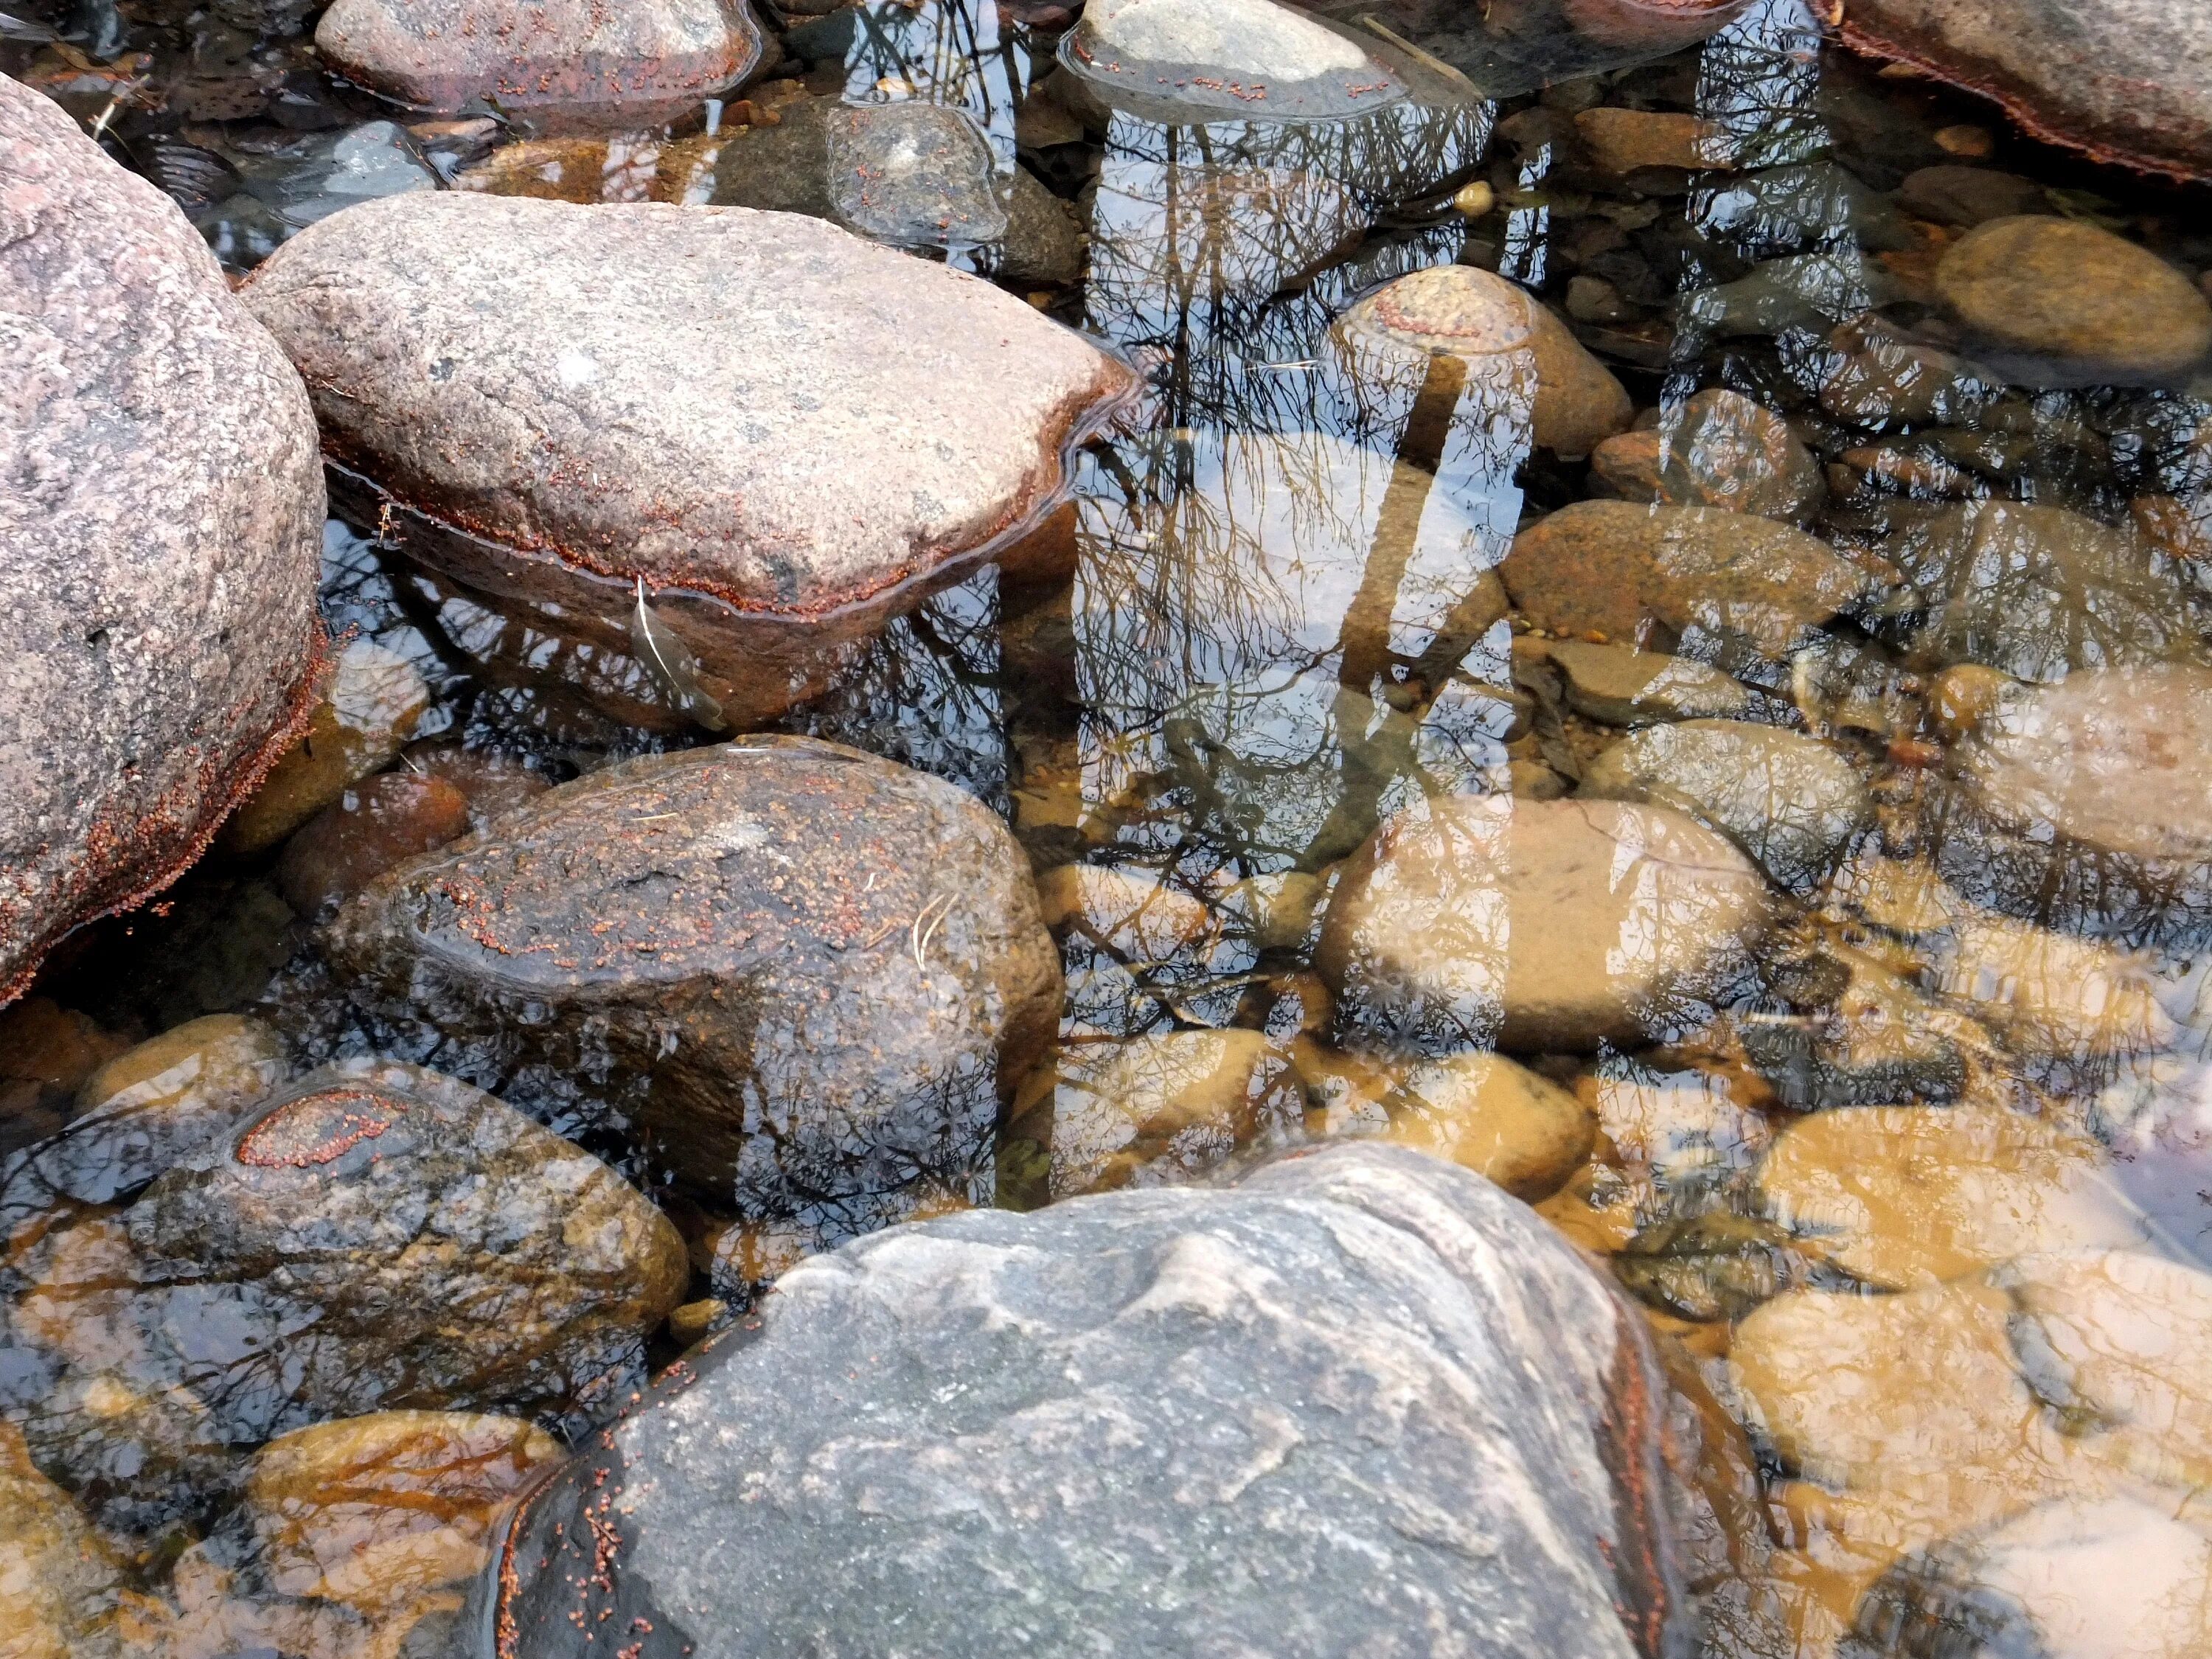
[322,739,1062,1243]
[1316,794,1773,1053]
[1060,0,1409,121]
[1588,389,1822,522]
[1500,501,1872,667]
[1934,215,2212,383]
[127,1060,688,1430]
[314,0,768,127]
[462,1143,1697,1658]
[1838,0,2212,185]
[1935,665,2212,942]
[0,75,325,1000]
[243,193,1132,727]
[1580,719,1874,893]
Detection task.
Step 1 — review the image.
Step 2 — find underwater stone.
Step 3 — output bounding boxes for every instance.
[314,0,768,125]
[1334,264,1632,459]
[1062,0,1408,120]
[0,76,325,1004]
[1387,1050,1596,1201]
[460,1142,1697,1659]
[321,739,1062,1244]
[1934,215,2212,383]
[1588,389,1822,521]
[1318,794,1773,1053]
[1547,641,1755,725]
[243,193,1130,728]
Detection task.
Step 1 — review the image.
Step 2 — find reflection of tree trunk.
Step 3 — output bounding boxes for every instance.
[1336,350,1467,692]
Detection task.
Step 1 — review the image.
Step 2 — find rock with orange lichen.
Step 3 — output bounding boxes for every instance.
[0,76,324,1005]
[462,1143,1698,1658]
[320,738,1064,1251]
[241,192,1132,728]
[122,1059,686,1433]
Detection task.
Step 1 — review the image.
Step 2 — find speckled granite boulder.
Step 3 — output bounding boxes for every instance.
[463,1143,1695,1659]
[321,738,1063,1245]
[243,193,1130,726]
[316,0,768,127]
[0,76,324,1001]
[1838,0,2212,184]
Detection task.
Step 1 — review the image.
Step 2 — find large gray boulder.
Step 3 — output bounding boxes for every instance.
[462,1144,1697,1658]
[321,738,1063,1244]
[0,76,326,1001]
[241,192,1132,727]
[1838,0,2212,184]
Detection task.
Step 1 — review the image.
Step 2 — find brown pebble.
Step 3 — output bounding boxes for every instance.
[275,771,473,919]
[1934,124,1996,159]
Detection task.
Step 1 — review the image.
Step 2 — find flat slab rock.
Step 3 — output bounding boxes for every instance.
[321,738,1062,1242]
[0,75,325,998]
[242,193,1131,723]
[1838,0,2212,184]
[462,1143,1694,1659]
[315,0,768,125]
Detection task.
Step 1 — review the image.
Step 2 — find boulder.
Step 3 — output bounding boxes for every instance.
[1579,720,1873,893]
[1060,0,1410,120]
[1933,665,2212,942]
[125,1059,688,1430]
[1500,501,1872,667]
[1837,0,2212,185]
[1933,216,2212,383]
[1316,794,1773,1053]
[241,193,1131,727]
[1885,501,2209,684]
[314,0,768,127]
[321,739,1062,1242]
[0,75,325,1001]
[462,1143,1698,1658]
[1587,389,1822,522]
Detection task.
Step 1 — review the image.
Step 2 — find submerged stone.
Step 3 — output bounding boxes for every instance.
[242,193,1131,727]
[1317,794,1773,1054]
[1500,501,1873,667]
[1588,389,1822,522]
[1885,500,2208,684]
[461,1144,1697,1658]
[0,1421,131,1659]
[0,76,325,1001]
[126,1060,688,1430]
[1387,1049,1596,1200]
[1580,720,1873,893]
[313,0,768,126]
[321,740,1062,1242]
[1334,264,1632,459]
[1934,216,2212,383]
[1839,0,2212,185]
[1547,641,1755,726]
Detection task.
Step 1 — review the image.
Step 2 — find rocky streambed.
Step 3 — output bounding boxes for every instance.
[7,0,2212,1655]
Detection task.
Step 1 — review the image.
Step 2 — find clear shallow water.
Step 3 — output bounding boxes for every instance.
[10,0,2212,1652]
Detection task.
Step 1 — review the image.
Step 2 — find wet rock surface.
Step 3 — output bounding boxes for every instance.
[1318,794,1772,1052]
[322,739,1062,1241]
[0,1421,130,1659]
[243,192,1130,726]
[467,1144,1694,1659]
[1580,720,1872,892]
[1500,502,1873,667]
[313,0,768,125]
[0,75,325,999]
[1589,389,1822,521]
[1838,0,2212,184]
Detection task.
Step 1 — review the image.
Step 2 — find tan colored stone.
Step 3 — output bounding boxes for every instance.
[220,639,430,857]
[1034,865,1219,963]
[1588,389,1820,522]
[1755,1106,2149,1288]
[1284,1036,1398,1138]
[75,1014,285,1117]
[1388,1051,1595,1200]
[1929,661,2019,742]
[0,1001,127,1093]
[1499,501,1870,664]
[1936,216,2212,380]
[0,1420,129,1659]
[1938,914,2175,1060]
[1332,264,1632,458]
[1546,641,1753,726]
[244,1411,563,1615]
[1004,1031,1308,1197]
[1318,794,1773,1053]
[1574,107,1733,175]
